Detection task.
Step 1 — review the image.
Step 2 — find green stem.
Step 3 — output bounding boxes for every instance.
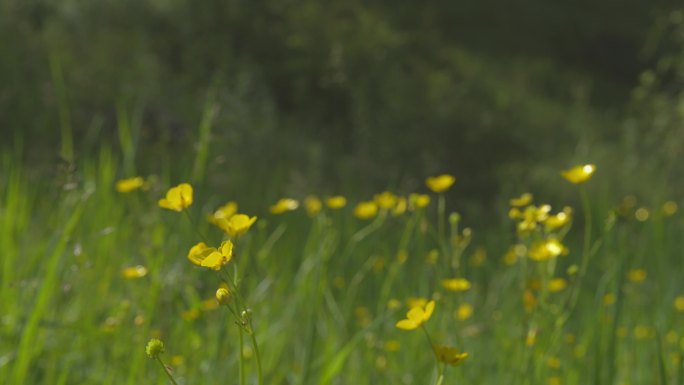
[249,322,264,385]
[438,193,446,248]
[239,328,245,385]
[182,208,210,243]
[155,357,179,385]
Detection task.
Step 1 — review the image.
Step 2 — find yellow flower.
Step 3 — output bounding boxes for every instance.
[396,300,435,330]
[561,164,596,184]
[409,193,431,209]
[116,177,145,193]
[392,197,407,216]
[208,201,238,225]
[674,296,684,312]
[441,278,471,292]
[426,174,455,193]
[354,201,378,220]
[528,239,568,261]
[384,340,401,352]
[406,297,428,309]
[270,198,299,214]
[187,242,213,265]
[509,193,533,207]
[326,196,347,209]
[304,195,322,216]
[433,345,469,367]
[201,240,234,270]
[663,201,678,216]
[158,183,193,211]
[628,268,647,283]
[602,293,616,306]
[216,287,231,305]
[217,214,257,238]
[547,278,567,292]
[187,241,234,270]
[121,265,148,279]
[374,191,397,210]
[545,207,573,230]
[456,303,473,320]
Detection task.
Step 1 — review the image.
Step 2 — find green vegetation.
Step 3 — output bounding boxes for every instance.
[1,1,684,384]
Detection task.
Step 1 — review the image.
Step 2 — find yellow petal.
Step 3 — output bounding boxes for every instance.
[201,251,225,270]
[423,300,435,321]
[396,319,419,330]
[406,307,425,323]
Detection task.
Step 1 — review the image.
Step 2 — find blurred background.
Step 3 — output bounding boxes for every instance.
[2,0,683,215]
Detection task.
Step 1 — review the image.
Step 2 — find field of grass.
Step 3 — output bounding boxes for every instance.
[1,136,682,385]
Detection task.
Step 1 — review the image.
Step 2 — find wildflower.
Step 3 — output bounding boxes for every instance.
[409,193,431,210]
[628,269,647,283]
[561,164,596,184]
[528,239,568,261]
[116,177,145,193]
[304,196,322,216]
[387,299,402,310]
[187,241,234,270]
[396,300,435,330]
[158,183,193,211]
[216,287,232,305]
[121,265,148,279]
[354,201,378,220]
[456,303,473,320]
[548,278,567,292]
[426,174,455,193]
[270,198,299,214]
[602,293,616,306]
[208,201,238,225]
[326,196,347,209]
[545,207,572,230]
[674,296,684,312]
[634,207,649,221]
[406,297,428,309]
[441,278,471,292]
[392,197,407,216]
[374,191,397,210]
[502,245,525,265]
[470,248,487,267]
[145,338,165,359]
[433,345,469,367]
[546,356,561,369]
[663,201,678,216]
[218,214,257,238]
[509,193,533,207]
[384,340,401,352]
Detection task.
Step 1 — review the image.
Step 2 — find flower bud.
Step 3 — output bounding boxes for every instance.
[146,338,165,359]
[216,287,231,305]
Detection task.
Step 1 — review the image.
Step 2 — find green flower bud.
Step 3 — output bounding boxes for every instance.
[146,338,165,359]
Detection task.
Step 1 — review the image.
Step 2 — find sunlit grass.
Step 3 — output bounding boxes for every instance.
[0,147,682,385]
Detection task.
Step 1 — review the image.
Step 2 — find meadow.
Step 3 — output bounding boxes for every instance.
[1,137,682,385]
[2,2,684,384]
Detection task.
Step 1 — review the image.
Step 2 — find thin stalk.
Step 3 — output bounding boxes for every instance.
[155,357,179,385]
[239,328,245,385]
[249,322,264,385]
[182,208,210,243]
[420,325,444,384]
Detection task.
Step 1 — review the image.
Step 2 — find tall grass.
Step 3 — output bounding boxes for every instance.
[0,132,682,385]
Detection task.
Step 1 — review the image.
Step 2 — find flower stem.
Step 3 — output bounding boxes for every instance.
[238,327,245,385]
[155,357,179,385]
[248,322,263,385]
